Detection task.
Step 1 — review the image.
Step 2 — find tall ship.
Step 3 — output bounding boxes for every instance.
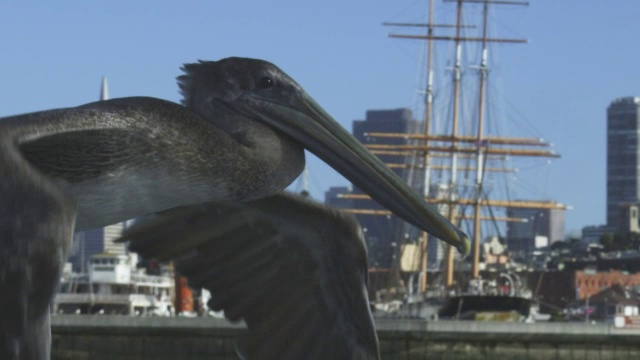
[340,0,566,321]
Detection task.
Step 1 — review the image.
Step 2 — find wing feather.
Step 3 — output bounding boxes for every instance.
[122,193,380,359]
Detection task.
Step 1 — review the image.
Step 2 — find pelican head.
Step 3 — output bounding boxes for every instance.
[179,57,470,255]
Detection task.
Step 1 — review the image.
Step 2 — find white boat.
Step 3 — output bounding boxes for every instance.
[54,252,174,316]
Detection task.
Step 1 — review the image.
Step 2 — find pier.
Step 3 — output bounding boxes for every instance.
[52,316,640,359]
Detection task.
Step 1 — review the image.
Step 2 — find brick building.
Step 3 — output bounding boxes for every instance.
[574,270,640,299]
[527,268,640,313]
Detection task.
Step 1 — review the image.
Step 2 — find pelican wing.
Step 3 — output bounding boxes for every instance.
[0,135,76,359]
[121,193,380,360]
[0,96,202,357]
[2,97,276,231]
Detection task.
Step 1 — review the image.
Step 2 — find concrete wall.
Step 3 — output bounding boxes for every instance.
[51,316,640,359]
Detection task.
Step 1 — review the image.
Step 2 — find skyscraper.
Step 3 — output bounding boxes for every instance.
[607,97,640,227]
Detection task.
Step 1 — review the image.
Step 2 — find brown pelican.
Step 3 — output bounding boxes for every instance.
[121,192,380,359]
[0,57,469,359]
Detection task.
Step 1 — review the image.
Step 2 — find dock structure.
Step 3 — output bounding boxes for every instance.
[51,316,640,359]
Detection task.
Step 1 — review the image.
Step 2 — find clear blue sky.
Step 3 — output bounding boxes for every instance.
[1,1,638,236]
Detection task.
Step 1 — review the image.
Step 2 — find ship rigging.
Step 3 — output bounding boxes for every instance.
[342,0,567,297]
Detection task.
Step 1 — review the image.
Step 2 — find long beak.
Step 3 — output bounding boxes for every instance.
[239,92,470,256]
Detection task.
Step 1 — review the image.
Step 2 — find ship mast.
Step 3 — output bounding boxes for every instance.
[343,0,566,297]
[472,0,490,280]
[420,0,436,296]
[443,0,465,288]
[382,0,531,289]
[382,0,468,293]
[470,0,529,279]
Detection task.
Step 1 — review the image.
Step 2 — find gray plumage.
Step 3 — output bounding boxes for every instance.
[121,193,380,359]
[0,57,468,359]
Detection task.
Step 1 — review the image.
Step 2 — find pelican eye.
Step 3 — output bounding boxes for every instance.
[258,76,274,89]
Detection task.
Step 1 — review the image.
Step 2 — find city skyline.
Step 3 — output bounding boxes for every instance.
[1,1,638,234]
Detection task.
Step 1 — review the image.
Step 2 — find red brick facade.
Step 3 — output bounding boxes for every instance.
[575,270,640,299]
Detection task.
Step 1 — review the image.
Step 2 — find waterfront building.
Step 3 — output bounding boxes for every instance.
[574,269,640,299]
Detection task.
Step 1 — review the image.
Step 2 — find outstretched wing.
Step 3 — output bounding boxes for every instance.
[0,135,76,359]
[0,96,184,358]
[2,97,229,231]
[121,193,380,360]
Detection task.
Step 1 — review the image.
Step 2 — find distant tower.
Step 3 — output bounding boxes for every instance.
[100,77,109,101]
[607,97,640,227]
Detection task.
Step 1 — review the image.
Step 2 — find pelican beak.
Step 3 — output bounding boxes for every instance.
[239,92,470,256]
